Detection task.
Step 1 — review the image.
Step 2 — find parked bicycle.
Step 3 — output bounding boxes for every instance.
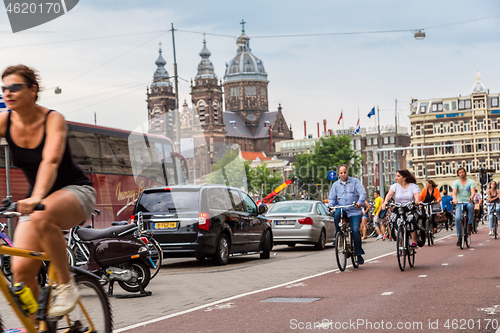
[331,203,359,272]
[389,202,417,271]
[0,201,112,333]
[455,202,471,249]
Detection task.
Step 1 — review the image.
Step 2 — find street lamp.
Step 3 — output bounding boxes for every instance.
[414,30,425,40]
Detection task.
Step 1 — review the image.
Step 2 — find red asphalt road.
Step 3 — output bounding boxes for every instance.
[126,230,500,333]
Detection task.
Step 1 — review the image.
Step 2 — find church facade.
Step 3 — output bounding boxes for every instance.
[146,25,293,158]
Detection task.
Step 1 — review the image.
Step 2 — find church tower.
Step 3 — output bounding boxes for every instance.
[191,38,226,150]
[223,21,269,135]
[147,44,176,140]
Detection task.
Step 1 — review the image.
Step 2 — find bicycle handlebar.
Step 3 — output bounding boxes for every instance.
[388,202,414,208]
[330,202,358,210]
[0,201,45,217]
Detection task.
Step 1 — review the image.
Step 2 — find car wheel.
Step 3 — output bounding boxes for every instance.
[260,230,271,259]
[212,233,230,266]
[314,229,326,250]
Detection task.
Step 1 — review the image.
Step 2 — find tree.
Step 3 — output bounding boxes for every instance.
[207,149,247,190]
[248,163,283,198]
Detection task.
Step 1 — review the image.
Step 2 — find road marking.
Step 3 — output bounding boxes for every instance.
[442,263,449,266]
[479,243,484,246]
[458,254,464,257]
[381,292,393,296]
[204,303,235,311]
[418,275,427,278]
[285,282,307,288]
[477,305,500,315]
[470,248,475,250]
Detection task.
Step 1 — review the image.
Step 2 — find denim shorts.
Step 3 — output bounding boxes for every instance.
[19,185,96,222]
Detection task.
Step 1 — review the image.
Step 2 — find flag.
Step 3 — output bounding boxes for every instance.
[337,111,343,125]
[0,94,8,113]
[354,118,360,134]
[367,107,375,118]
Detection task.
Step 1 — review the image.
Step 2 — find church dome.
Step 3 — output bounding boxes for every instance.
[152,46,172,88]
[472,68,485,94]
[224,32,267,83]
[195,39,217,80]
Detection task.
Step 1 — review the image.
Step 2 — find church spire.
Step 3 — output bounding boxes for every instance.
[195,36,217,80]
[152,42,171,86]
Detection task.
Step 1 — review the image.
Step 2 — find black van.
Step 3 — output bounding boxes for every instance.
[132,185,272,265]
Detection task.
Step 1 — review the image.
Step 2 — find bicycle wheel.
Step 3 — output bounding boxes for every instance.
[50,274,113,333]
[494,216,498,239]
[66,245,76,267]
[396,227,406,271]
[465,223,471,248]
[426,219,432,247]
[407,231,415,267]
[147,237,163,279]
[335,232,347,271]
[459,219,465,250]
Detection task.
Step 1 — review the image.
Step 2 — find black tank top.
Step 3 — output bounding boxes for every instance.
[5,110,92,198]
[491,189,500,203]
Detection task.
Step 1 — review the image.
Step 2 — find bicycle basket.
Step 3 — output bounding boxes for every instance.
[430,203,443,215]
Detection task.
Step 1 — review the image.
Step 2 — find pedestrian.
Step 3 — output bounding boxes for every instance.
[360,200,371,239]
[381,169,421,248]
[372,190,384,240]
[328,164,367,264]
[441,190,454,231]
[452,167,476,246]
[487,181,500,235]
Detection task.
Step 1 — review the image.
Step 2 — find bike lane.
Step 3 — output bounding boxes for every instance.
[120,229,500,333]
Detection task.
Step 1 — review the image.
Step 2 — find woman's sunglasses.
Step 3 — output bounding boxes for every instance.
[1,83,30,93]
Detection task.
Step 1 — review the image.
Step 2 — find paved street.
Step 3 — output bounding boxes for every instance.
[2,226,499,332]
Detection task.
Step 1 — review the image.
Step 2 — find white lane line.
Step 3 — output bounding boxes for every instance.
[114,232,460,332]
[442,263,449,266]
[381,292,393,296]
[418,275,427,278]
[470,248,475,250]
[458,254,464,257]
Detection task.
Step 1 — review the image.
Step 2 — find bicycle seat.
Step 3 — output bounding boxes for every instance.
[76,223,137,241]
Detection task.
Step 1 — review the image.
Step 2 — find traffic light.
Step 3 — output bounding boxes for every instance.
[478,168,495,185]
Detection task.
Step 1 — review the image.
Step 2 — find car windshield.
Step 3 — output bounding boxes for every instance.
[136,189,199,212]
[268,203,313,214]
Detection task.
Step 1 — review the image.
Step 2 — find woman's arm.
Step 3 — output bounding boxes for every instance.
[414,192,421,205]
[382,189,395,209]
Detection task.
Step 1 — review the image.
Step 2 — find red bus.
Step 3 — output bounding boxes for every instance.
[0,121,188,229]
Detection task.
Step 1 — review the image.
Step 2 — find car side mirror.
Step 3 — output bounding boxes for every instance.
[258,205,267,214]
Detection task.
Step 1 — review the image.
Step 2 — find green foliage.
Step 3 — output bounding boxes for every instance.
[207,149,247,190]
[293,135,362,199]
[248,162,284,197]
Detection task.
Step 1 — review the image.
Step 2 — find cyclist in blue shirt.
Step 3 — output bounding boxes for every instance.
[441,190,453,231]
[328,164,366,264]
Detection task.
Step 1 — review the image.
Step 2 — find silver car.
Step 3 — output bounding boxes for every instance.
[266,200,335,250]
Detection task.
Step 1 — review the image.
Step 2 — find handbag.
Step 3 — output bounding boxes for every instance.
[430,203,443,215]
[379,209,387,219]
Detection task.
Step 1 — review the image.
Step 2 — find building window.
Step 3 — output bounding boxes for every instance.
[390,136,395,144]
[230,87,240,97]
[431,103,443,112]
[445,162,452,175]
[199,102,206,124]
[244,86,256,96]
[443,122,451,133]
[453,121,461,132]
[463,121,470,132]
[434,145,443,155]
[465,140,472,153]
[492,138,499,151]
[477,139,485,152]
[466,160,473,172]
[213,103,218,123]
[433,123,441,134]
[367,138,372,146]
[436,162,443,175]
[477,119,484,131]
[494,158,500,171]
[420,105,426,113]
[451,101,457,110]
[373,138,378,146]
[459,99,471,110]
[455,141,462,154]
[384,137,388,144]
[492,97,499,107]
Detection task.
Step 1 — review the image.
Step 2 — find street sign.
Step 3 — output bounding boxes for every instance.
[327,170,337,181]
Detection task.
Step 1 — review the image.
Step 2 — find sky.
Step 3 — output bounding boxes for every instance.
[1,0,500,138]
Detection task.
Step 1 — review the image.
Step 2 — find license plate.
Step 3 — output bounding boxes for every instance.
[275,220,295,226]
[155,222,178,229]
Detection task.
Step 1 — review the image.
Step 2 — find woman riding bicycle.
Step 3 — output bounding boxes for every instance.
[420,179,441,234]
[381,169,421,248]
[1,65,95,316]
[487,180,500,236]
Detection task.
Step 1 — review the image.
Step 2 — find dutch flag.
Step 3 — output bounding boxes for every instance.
[354,118,360,134]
